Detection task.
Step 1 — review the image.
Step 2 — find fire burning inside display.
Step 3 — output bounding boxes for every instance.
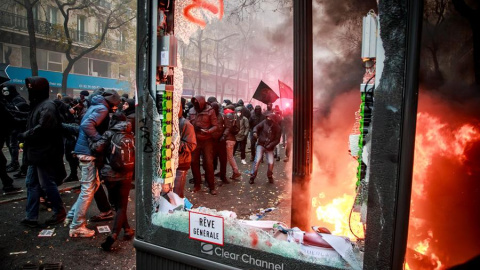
[307,89,480,268]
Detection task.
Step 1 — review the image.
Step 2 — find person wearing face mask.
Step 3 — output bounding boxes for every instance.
[233,107,250,165]
[249,112,282,184]
[248,105,265,162]
[0,83,23,195]
[221,105,242,180]
[188,95,219,195]
[67,89,120,237]
[1,84,29,174]
[18,77,67,227]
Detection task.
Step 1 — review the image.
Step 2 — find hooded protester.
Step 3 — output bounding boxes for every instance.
[188,95,219,195]
[67,89,120,238]
[236,99,251,120]
[221,105,242,180]
[122,98,136,131]
[210,102,228,185]
[249,112,282,184]
[19,77,67,227]
[0,84,23,195]
[233,106,249,165]
[90,111,135,251]
[248,105,266,161]
[2,83,29,174]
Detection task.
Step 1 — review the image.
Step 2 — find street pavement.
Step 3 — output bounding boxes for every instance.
[0,144,291,270]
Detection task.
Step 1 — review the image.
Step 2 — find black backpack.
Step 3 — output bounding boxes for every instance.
[108,131,135,172]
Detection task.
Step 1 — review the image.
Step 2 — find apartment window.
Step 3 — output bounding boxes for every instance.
[97,21,104,35]
[119,65,129,79]
[3,45,21,66]
[74,58,89,75]
[21,47,30,68]
[37,49,47,70]
[77,16,86,42]
[47,6,58,24]
[32,5,38,20]
[90,59,110,77]
[48,52,62,72]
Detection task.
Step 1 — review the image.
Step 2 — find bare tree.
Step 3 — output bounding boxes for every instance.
[188,29,205,95]
[11,0,41,76]
[453,0,480,86]
[54,0,135,93]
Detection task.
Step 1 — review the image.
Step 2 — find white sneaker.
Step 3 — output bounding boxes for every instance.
[69,226,95,238]
[241,159,247,165]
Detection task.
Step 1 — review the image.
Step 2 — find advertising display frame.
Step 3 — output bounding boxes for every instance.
[134,0,423,269]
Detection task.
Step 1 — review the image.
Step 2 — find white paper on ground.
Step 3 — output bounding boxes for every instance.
[38,229,54,237]
[97,225,111,233]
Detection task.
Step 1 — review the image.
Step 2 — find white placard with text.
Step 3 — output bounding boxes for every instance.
[189,212,224,246]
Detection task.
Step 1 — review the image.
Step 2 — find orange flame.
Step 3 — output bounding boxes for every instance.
[406,111,480,269]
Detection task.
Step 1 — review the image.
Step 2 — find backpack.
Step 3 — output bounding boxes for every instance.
[230,115,240,135]
[108,131,135,172]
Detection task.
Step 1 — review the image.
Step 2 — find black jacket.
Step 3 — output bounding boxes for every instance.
[1,83,29,131]
[249,106,265,131]
[23,77,65,169]
[188,95,218,141]
[253,119,281,151]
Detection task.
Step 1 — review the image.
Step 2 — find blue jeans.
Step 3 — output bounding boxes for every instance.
[25,165,64,221]
[68,159,100,229]
[250,145,274,179]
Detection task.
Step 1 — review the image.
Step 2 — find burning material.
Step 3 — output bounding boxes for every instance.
[406,92,480,268]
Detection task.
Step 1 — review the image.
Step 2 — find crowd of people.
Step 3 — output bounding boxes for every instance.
[176,95,293,196]
[1,76,293,251]
[0,76,135,251]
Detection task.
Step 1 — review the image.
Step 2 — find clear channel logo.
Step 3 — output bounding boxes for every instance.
[201,242,214,255]
[200,243,285,270]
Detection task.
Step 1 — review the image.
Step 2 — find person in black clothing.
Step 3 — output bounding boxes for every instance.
[249,112,282,184]
[122,98,136,131]
[0,84,23,194]
[56,96,80,183]
[20,77,67,227]
[91,111,135,251]
[248,105,265,161]
[188,95,219,195]
[236,99,251,120]
[2,84,29,173]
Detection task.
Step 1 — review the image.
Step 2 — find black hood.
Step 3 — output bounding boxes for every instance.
[237,99,244,106]
[254,105,262,115]
[25,77,50,105]
[192,95,206,112]
[1,83,19,100]
[211,102,220,116]
[123,98,136,115]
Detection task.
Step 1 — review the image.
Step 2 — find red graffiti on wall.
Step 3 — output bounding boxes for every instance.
[183,0,224,27]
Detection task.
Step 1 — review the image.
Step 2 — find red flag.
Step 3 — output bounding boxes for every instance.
[278,80,293,99]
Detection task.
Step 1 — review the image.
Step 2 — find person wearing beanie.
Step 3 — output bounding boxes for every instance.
[79,90,90,108]
[221,105,242,180]
[19,77,67,228]
[67,89,120,238]
[233,106,249,165]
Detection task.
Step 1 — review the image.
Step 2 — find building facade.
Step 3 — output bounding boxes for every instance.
[0,0,134,98]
